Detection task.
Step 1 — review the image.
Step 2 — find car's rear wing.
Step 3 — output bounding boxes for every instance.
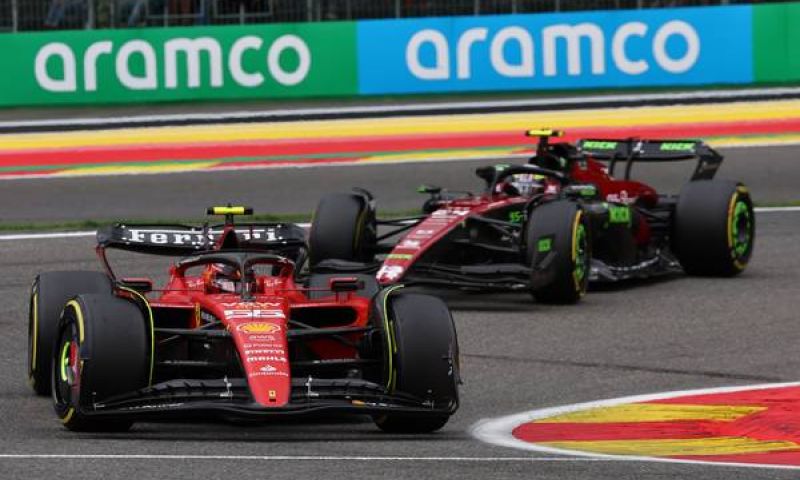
[575,138,723,181]
[96,223,306,257]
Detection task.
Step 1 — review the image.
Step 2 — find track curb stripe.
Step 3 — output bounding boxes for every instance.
[472,381,800,470]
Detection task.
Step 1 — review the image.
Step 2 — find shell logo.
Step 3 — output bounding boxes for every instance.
[237,322,281,334]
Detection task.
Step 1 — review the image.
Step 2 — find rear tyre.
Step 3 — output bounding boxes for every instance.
[308,192,376,267]
[526,201,590,304]
[674,180,755,276]
[52,293,150,432]
[28,271,111,395]
[373,293,459,433]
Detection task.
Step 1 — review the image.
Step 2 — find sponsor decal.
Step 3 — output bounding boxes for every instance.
[411,229,435,238]
[399,239,421,249]
[377,265,405,282]
[244,334,277,342]
[244,348,285,355]
[236,322,282,334]
[357,7,752,94]
[660,142,695,151]
[260,364,277,372]
[387,253,414,260]
[249,371,289,377]
[246,355,287,363]
[227,309,286,320]
[608,204,632,225]
[124,228,281,246]
[606,190,634,204]
[583,141,618,150]
[221,302,282,308]
[537,237,552,253]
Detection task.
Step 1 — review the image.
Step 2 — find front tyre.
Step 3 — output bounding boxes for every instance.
[308,192,376,267]
[673,180,755,276]
[526,201,590,304]
[52,294,150,432]
[373,293,459,433]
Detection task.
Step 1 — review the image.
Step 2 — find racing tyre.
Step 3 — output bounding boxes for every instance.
[673,180,754,276]
[526,201,590,304]
[308,192,376,267]
[374,293,459,433]
[52,293,150,432]
[28,271,111,395]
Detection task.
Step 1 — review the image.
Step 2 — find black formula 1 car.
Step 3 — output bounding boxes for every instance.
[308,130,755,304]
[27,207,459,432]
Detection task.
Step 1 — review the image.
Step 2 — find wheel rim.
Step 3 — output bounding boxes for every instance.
[729,195,752,262]
[53,324,79,414]
[572,216,588,292]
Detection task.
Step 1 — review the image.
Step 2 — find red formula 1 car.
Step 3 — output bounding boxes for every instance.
[27,207,459,433]
[308,130,754,304]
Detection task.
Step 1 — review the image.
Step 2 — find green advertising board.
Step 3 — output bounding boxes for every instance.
[0,22,357,106]
[752,2,800,83]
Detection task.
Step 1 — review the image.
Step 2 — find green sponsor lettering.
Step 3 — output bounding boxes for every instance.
[583,141,617,149]
[660,142,695,151]
[387,253,413,260]
[508,211,523,224]
[608,205,631,225]
[537,237,552,253]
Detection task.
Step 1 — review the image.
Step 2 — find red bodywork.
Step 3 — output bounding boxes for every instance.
[378,149,657,285]
[102,224,372,409]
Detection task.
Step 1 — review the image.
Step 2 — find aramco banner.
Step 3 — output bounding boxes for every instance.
[0,3,796,106]
[0,22,357,106]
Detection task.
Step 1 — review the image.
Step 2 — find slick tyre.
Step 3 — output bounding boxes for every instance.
[52,294,150,432]
[674,180,755,276]
[526,201,590,304]
[28,271,111,396]
[308,192,376,267]
[374,293,459,433]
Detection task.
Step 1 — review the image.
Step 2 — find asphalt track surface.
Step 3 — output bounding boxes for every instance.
[0,145,797,223]
[0,141,798,479]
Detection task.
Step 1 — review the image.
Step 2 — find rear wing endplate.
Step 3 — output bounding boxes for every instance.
[576,138,723,181]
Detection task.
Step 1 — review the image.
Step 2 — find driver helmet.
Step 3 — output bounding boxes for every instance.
[206,263,241,294]
[508,173,544,196]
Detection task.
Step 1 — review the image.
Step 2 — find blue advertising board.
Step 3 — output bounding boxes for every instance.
[357,6,753,94]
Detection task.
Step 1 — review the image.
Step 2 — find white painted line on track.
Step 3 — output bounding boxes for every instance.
[0,209,795,242]
[0,230,96,240]
[0,454,609,463]
[2,87,799,129]
[471,380,800,471]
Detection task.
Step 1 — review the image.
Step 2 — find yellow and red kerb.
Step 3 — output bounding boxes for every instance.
[512,385,800,466]
[1,99,800,178]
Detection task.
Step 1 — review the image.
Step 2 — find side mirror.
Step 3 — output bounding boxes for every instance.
[329,277,364,292]
[119,277,153,293]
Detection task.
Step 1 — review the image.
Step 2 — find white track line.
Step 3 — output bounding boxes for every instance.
[0,209,794,242]
[472,381,800,471]
[2,87,799,129]
[0,454,608,462]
